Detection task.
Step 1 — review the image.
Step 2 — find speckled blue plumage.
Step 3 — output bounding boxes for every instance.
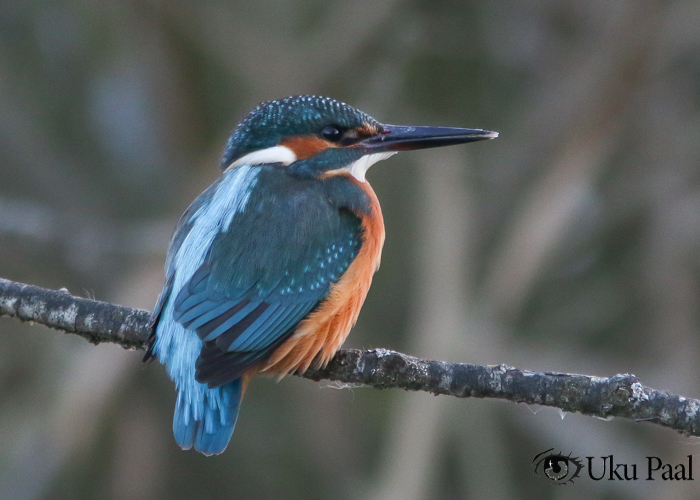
[149,161,369,454]
[221,95,379,168]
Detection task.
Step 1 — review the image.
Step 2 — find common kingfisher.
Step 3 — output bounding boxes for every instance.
[146,95,497,455]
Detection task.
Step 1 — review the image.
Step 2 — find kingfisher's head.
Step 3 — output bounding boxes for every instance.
[221,95,497,182]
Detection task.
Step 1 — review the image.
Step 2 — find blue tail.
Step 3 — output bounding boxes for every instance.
[173,379,243,456]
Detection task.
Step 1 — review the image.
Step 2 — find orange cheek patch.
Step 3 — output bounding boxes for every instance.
[357,122,380,137]
[279,136,336,160]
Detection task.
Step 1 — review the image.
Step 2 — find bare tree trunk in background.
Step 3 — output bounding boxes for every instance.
[371,151,514,499]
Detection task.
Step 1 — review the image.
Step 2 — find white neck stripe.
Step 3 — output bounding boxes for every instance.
[337,152,397,182]
[228,145,297,169]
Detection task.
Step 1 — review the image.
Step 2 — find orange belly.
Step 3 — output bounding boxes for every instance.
[259,178,385,378]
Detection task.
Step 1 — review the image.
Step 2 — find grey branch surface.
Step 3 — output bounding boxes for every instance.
[2,276,699,437]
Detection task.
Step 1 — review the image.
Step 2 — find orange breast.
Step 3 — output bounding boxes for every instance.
[259,178,385,378]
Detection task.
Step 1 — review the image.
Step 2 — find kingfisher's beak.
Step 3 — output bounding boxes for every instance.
[359,125,498,152]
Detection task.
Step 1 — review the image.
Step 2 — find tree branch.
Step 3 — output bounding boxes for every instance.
[2,276,699,437]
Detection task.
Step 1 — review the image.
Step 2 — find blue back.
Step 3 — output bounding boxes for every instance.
[149,164,368,454]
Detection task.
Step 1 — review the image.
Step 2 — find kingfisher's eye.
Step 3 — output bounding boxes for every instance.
[321,125,343,142]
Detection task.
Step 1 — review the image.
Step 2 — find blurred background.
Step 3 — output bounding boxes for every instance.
[2,0,700,498]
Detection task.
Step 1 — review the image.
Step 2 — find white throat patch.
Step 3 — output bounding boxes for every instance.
[228,145,297,169]
[340,152,397,182]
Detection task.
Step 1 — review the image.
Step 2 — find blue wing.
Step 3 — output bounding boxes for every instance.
[145,193,203,361]
[170,170,364,388]
[171,266,322,386]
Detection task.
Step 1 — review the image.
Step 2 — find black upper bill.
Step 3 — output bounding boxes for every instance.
[360,124,498,152]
